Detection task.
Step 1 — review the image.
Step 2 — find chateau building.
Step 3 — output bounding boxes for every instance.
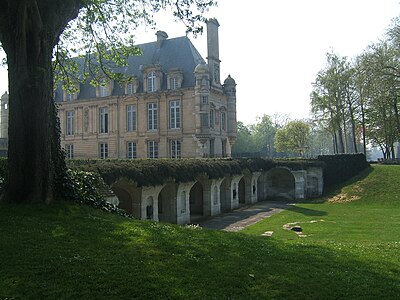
[55,19,237,159]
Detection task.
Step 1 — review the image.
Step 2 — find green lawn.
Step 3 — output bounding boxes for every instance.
[1,165,399,299]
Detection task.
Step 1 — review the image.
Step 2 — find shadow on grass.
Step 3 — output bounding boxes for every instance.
[286,204,327,216]
[1,200,399,299]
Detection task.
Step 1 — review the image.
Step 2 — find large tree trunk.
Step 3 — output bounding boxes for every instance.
[4,2,57,203]
[0,0,82,203]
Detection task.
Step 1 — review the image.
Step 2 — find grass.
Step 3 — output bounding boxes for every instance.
[1,165,400,299]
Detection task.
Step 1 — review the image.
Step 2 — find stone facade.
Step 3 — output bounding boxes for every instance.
[108,165,324,225]
[56,19,237,159]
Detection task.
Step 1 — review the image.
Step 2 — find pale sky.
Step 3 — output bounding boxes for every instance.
[0,0,399,124]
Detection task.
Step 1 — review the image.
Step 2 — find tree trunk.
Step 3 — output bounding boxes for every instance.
[359,95,367,155]
[4,15,55,203]
[0,0,82,203]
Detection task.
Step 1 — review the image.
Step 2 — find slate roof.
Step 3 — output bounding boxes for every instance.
[55,36,206,102]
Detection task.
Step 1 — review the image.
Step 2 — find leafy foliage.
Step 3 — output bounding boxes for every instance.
[274,120,311,156]
[67,157,325,187]
[311,19,400,158]
[61,169,131,217]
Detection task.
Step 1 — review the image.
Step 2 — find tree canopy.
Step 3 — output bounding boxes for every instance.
[311,16,400,159]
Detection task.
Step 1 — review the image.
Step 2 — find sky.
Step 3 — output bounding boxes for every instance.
[0,0,399,125]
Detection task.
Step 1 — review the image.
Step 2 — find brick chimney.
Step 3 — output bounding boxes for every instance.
[206,18,220,85]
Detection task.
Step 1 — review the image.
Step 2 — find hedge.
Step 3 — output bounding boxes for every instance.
[317,153,370,188]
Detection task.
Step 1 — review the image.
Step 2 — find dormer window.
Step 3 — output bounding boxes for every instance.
[167,69,183,90]
[99,85,107,97]
[147,71,156,92]
[127,82,134,95]
[170,77,178,90]
[66,93,74,102]
[97,79,113,97]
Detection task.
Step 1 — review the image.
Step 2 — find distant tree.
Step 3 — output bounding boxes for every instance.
[231,121,257,155]
[0,0,215,204]
[274,120,311,157]
[252,114,276,157]
[308,120,335,157]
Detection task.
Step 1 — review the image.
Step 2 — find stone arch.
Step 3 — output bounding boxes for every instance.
[265,167,295,200]
[189,181,204,221]
[158,182,178,223]
[111,179,141,219]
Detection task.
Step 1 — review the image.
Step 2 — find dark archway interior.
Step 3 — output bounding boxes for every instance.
[189,182,203,218]
[266,168,295,200]
[112,187,132,214]
[238,178,245,204]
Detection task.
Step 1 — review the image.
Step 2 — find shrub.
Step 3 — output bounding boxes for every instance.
[61,169,131,217]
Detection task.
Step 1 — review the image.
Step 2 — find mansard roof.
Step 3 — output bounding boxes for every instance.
[55,36,206,102]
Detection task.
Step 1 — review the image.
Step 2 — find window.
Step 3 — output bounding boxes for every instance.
[209,109,215,129]
[66,111,74,136]
[66,93,74,102]
[202,96,208,104]
[99,143,108,159]
[127,82,134,95]
[148,103,158,130]
[222,139,227,157]
[170,77,178,90]
[126,105,136,132]
[99,107,108,133]
[170,140,181,159]
[169,100,181,129]
[221,111,226,131]
[127,141,136,159]
[65,144,74,159]
[99,85,107,97]
[147,71,156,92]
[201,113,209,128]
[147,141,158,158]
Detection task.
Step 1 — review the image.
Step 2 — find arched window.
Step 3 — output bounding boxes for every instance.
[147,71,156,92]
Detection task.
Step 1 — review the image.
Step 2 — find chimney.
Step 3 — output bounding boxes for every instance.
[156,31,168,48]
[206,18,221,85]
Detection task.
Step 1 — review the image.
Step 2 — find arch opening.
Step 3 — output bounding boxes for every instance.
[238,178,246,204]
[158,182,178,223]
[189,181,204,221]
[265,168,295,200]
[111,181,141,219]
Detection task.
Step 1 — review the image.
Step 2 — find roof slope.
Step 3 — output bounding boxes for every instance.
[56,36,206,101]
